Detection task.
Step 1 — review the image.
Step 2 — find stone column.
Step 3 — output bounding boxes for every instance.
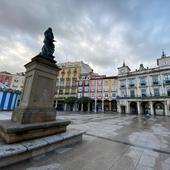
[64,103,67,111]
[88,102,90,112]
[160,74,165,96]
[150,101,154,115]
[164,101,168,116]
[167,100,170,116]
[55,100,58,109]
[102,99,104,112]
[81,103,84,112]
[109,101,112,111]
[94,99,97,113]
[137,101,142,115]
[117,102,121,113]
[126,101,130,114]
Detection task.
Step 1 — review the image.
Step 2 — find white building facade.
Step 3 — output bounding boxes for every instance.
[117,54,170,116]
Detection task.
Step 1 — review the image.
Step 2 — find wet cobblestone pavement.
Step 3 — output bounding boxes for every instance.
[1,112,170,170]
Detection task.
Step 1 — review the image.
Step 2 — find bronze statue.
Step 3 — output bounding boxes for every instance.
[41,27,55,60]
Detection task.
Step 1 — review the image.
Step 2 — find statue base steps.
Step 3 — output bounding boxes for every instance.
[0,119,70,143]
[0,129,84,168]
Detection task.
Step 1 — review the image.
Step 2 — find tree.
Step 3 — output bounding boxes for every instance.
[64,96,78,111]
[78,97,91,105]
[78,97,91,111]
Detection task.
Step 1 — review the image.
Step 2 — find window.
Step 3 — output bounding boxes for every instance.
[120,80,126,88]
[121,90,126,97]
[112,93,116,98]
[78,93,82,98]
[66,81,70,86]
[91,88,95,92]
[59,89,63,95]
[104,86,109,91]
[140,77,146,86]
[130,90,135,97]
[84,93,89,97]
[91,80,95,86]
[85,80,89,86]
[98,80,102,85]
[60,81,64,87]
[141,89,147,97]
[105,93,109,98]
[91,93,95,98]
[98,86,102,91]
[104,81,108,86]
[129,79,135,87]
[78,81,82,86]
[84,86,89,92]
[71,88,76,94]
[167,89,170,96]
[65,88,69,94]
[72,81,76,86]
[164,74,170,83]
[154,88,160,96]
[98,92,102,98]
[56,80,59,87]
[152,76,159,85]
[78,87,82,92]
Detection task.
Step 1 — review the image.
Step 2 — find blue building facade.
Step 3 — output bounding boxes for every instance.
[0,91,21,111]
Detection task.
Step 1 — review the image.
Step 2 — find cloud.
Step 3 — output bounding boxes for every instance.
[0,0,170,76]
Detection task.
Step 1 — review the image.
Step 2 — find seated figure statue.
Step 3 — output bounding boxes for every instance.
[41,27,55,60]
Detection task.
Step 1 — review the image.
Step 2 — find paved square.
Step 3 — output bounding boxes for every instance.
[1,112,170,170]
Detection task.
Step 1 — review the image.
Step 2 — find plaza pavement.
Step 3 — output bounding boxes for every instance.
[0,111,170,170]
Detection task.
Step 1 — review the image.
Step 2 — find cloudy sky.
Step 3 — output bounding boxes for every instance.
[0,0,170,76]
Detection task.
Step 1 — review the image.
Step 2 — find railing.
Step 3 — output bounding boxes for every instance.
[117,95,169,99]
[164,80,170,85]
[152,81,159,85]
[120,85,126,88]
[129,84,135,88]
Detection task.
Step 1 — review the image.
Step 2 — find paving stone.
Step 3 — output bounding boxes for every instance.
[1,112,170,170]
[26,163,62,170]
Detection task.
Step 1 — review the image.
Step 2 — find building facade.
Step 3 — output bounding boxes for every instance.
[10,72,25,91]
[55,61,93,110]
[0,71,13,87]
[117,53,170,116]
[88,76,118,112]
[0,71,25,91]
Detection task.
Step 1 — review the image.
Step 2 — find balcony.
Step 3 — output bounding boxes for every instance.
[164,80,170,85]
[120,85,126,88]
[129,84,135,88]
[84,82,89,86]
[78,82,83,86]
[152,81,159,86]
[84,89,89,92]
[71,83,76,87]
[59,85,64,88]
[140,82,147,87]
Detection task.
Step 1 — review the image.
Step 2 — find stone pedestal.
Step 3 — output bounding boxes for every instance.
[12,55,60,124]
[0,55,72,144]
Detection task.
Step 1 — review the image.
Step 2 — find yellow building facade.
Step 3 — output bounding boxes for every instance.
[55,61,92,110]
